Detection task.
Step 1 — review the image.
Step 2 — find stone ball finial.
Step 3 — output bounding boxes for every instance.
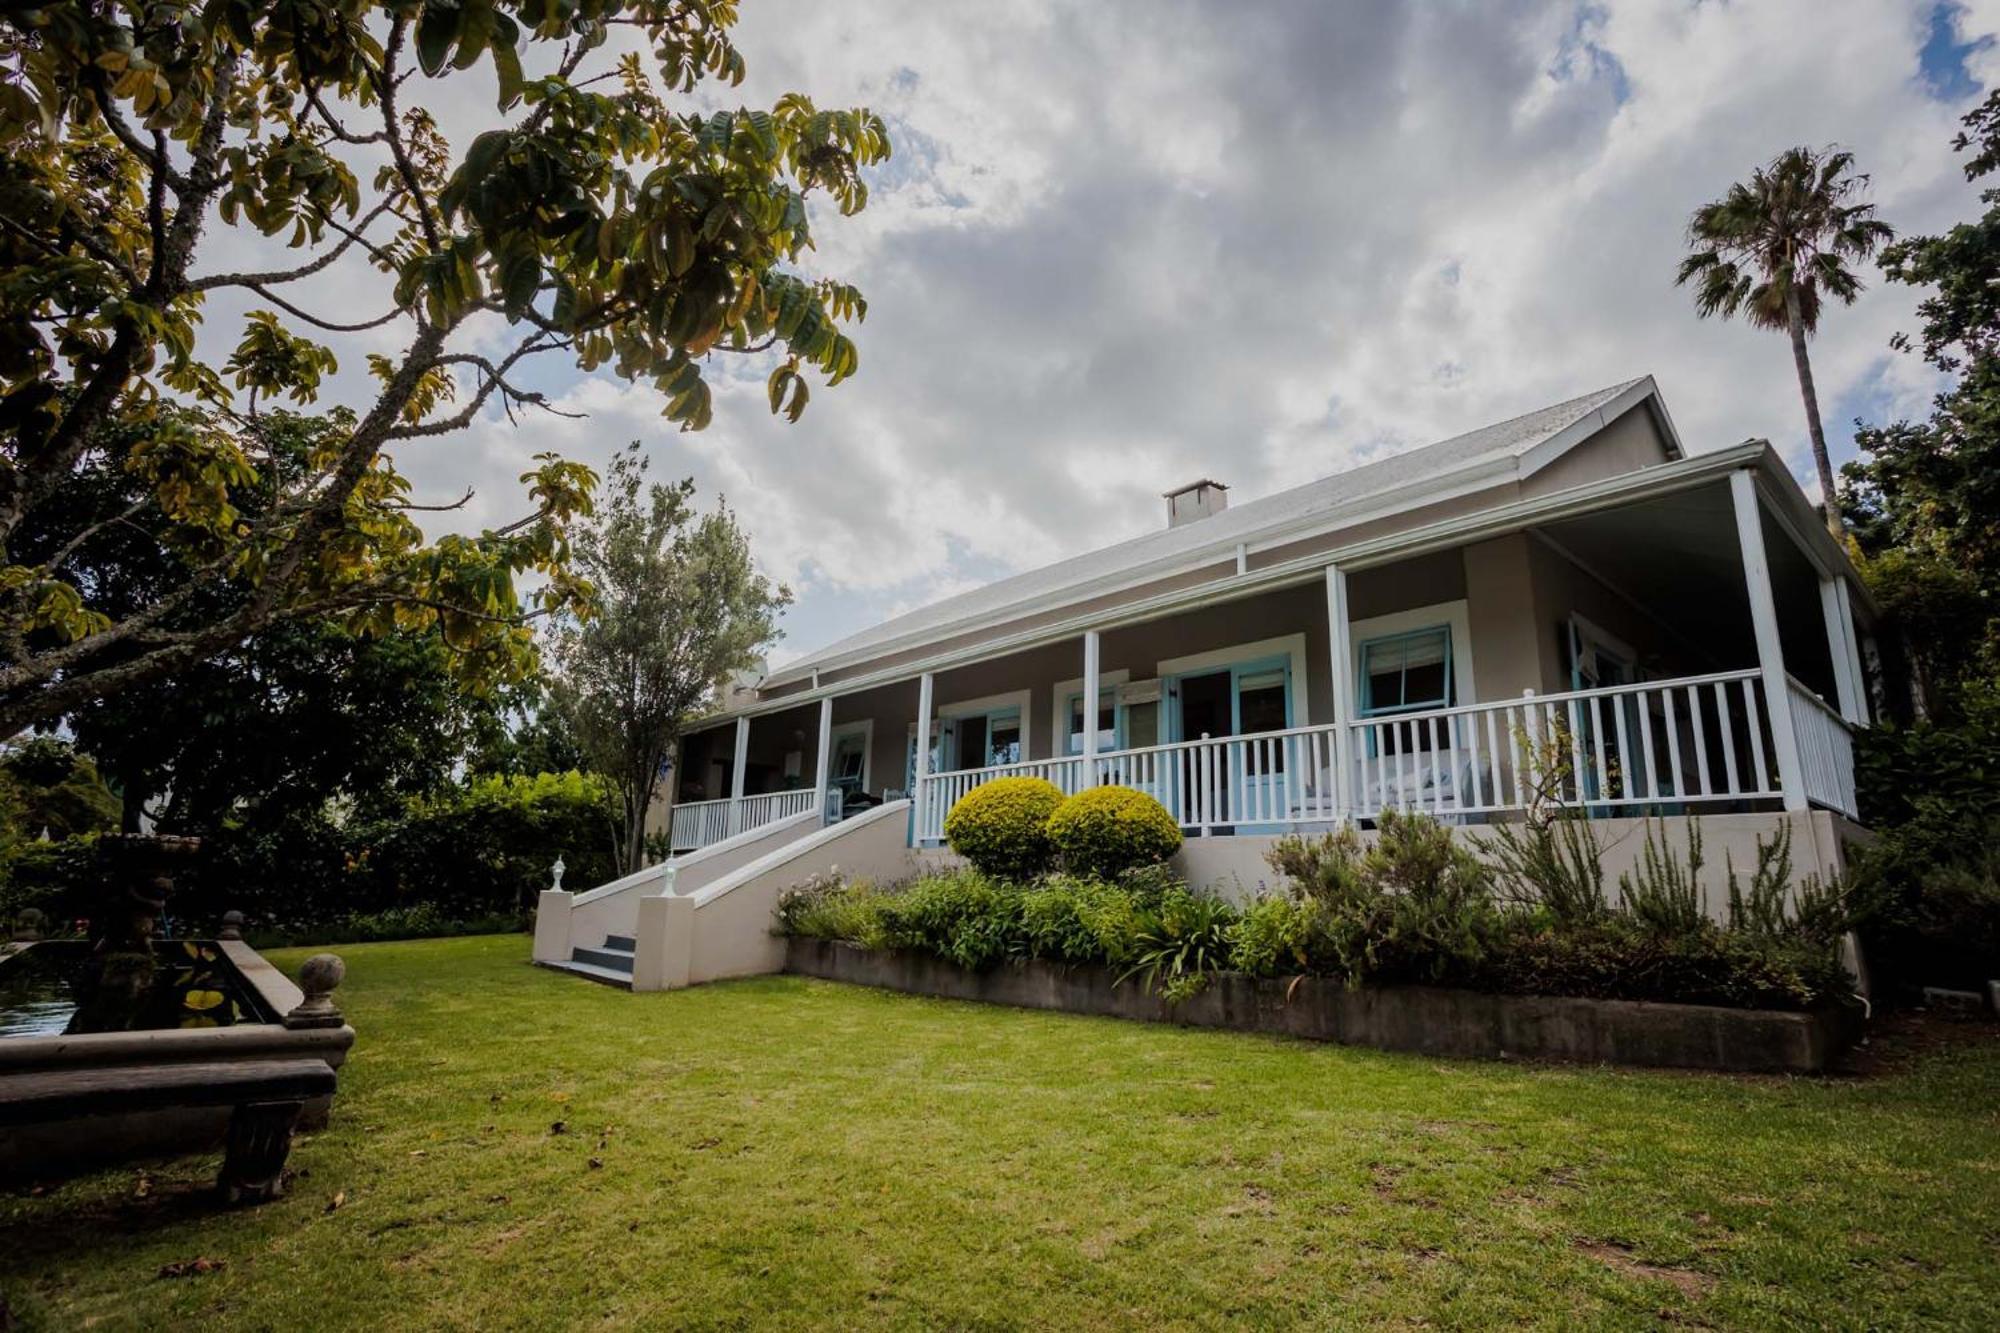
[283,952,347,1030]
[218,910,246,941]
[11,907,44,942]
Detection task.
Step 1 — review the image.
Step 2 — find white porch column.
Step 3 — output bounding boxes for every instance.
[813,695,836,822]
[1818,576,1863,725]
[1324,565,1354,821]
[728,715,750,834]
[1730,469,1808,811]
[1081,630,1102,780]
[914,671,935,842]
[1836,577,1869,725]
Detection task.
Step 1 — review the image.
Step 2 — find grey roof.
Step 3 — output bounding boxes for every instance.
[768,377,1660,686]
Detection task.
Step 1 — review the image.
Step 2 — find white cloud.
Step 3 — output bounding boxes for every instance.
[184,0,2000,662]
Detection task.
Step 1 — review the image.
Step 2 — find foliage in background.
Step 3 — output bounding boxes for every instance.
[1834,90,2000,994]
[942,775,1064,881]
[1045,784,1182,880]
[0,1,887,736]
[1678,144,1893,534]
[546,445,787,873]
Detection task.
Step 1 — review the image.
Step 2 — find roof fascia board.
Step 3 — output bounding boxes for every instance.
[708,442,1766,727]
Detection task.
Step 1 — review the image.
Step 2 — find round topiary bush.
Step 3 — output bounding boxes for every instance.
[943,776,1065,881]
[1048,785,1182,879]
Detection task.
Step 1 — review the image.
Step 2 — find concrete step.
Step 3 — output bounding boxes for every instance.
[602,934,637,951]
[571,944,635,974]
[535,958,633,990]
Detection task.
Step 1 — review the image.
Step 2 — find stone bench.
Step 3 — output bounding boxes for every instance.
[0,1057,337,1203]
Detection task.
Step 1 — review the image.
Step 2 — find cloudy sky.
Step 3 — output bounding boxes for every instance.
[229,1,2000,666]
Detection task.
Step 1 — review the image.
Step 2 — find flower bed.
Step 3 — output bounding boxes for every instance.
[774,811,1868,1071]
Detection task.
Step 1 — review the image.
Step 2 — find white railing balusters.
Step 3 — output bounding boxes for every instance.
[901,667,1850,843]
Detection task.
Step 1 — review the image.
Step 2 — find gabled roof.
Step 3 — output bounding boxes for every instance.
[766,376,1673,688]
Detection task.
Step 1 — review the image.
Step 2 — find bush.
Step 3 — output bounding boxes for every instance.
[1120,886,1239,1002]
[942,776,1064,880]
[1046,785,1182,878]
[873,869,1024,971]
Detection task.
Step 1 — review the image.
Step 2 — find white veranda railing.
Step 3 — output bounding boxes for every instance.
[1787,675,1858,820]
[913,668,1852,842]
[669,788,818,852]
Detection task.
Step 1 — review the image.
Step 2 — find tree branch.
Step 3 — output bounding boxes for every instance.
[191,199,395,292]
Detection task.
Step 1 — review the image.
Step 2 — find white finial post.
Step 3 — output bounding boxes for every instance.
[550,855,566,892]
[661,862,680,897]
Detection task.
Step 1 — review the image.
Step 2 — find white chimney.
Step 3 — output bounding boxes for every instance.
[1163,479,1229,528]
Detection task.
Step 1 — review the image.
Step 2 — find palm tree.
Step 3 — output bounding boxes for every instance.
[1677,146,1894,535]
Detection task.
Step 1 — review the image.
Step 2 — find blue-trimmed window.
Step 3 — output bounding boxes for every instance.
[1064,689,1121,755]
[1358,626,1453,716]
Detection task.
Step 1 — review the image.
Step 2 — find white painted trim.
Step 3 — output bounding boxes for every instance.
[1731,469,1807,811]
[729,716,750,835]
[1326,566,1354,817]
[827,717,874,794]
[812,696,834,813]
[913,673,935,833]
[1082,630,1102,762]
[1156,632,1311,728]
[1347,602,1475,711]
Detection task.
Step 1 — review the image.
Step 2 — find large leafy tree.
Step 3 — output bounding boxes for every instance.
[1677,146,1894,534]
[1843,92,2000,716]
[548,444,784,873]
[0,1,886,738]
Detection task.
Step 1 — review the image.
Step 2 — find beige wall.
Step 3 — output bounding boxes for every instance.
[1521,403,1675,498]
[631,801,921,989]
[1173,810,1856,919]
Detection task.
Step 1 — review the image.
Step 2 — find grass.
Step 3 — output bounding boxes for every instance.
[2,935,1997,1331]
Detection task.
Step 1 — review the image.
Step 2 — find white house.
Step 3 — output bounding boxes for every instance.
[543,378,1875,987]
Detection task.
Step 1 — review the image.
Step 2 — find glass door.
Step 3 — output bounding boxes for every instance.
[1230,660,1293,832]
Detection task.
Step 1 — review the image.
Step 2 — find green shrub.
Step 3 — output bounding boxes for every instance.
[942,776,1064,880]
[873,869,1024,971]
[1483,916,1851,1010]
[1120,886,1239,1002]
[1265,813,1498,988]
[773,871,891,947]
[1482,814,1607,926]
[1618,820,1707,935]
[1227,894,1319,978]
[1046,785,1182,878]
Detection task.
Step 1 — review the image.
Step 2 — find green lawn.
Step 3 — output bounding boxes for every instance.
[3,935,1997,1330]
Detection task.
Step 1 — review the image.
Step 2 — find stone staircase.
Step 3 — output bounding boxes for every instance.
[543,932,636,989]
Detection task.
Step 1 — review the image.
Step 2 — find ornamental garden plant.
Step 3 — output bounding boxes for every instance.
[778,785,1865,1014]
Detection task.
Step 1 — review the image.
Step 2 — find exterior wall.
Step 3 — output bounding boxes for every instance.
[1520,403,1674,498]
[1462,532,1542,699]
[630,801,920,989]
[1171,810,1855,919]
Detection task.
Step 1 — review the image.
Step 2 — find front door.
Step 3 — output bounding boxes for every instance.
[1166,659,1292,830]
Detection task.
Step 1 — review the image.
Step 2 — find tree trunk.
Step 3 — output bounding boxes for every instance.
[1785,291,1844,538]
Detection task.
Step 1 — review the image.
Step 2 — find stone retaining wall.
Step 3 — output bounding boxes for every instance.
[784,938,1856,1074]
